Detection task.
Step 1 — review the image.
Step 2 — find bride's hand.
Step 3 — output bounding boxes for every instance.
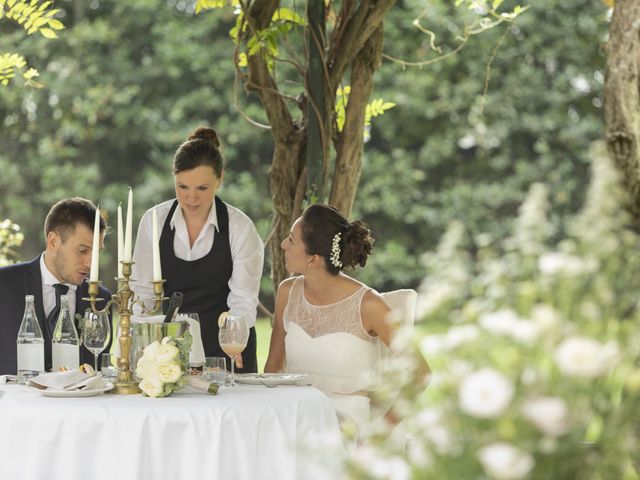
[235,356,244,369]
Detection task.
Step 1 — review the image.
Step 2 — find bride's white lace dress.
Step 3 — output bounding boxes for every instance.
[283,276,380,426]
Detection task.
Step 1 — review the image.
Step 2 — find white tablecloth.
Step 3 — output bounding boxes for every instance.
[0,383,342,480]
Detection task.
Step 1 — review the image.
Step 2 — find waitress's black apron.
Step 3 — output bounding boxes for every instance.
[160,198,257,373]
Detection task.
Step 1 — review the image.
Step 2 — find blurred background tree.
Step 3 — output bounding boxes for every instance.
[0,0,609,309]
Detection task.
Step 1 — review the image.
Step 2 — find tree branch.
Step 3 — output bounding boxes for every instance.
[330,25,384,216]
[327,0,396,91]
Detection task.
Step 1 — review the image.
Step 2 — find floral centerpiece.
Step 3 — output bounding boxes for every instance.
[339,149,640,479]
[136,334,191,398]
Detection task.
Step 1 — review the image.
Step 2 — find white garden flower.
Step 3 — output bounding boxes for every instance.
[136,357,159,380]
[139,377,164,398]
[156,343,180,363]
[479,309,521,335]
[538,252,598,276]
[530,304,561,331]
[420,334,448,356]
[521,396,570,437]
[142,341,161,361]
[352,447,410,480]
[157,361,182,383]
[477,442,534,480]
[479,310,539,343]
[445,324,480,348]
[554,336,618,378]
[414,408,454,454]
[458,368,514,418]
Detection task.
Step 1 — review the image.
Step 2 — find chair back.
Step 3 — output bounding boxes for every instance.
[380,289,417,327]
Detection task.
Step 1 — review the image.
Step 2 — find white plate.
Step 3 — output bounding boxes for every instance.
[235,373,309,386]
[37,383,114,398]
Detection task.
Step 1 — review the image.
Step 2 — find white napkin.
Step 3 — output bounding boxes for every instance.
[28,369,105,391]
[0,375,18,384]
[176,314,206,366]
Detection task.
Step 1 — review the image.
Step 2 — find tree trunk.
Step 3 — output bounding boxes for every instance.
[604,0,640,224]
[269,136,305,289]
[330,26,384,216]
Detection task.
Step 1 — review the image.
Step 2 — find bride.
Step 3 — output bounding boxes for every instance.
[265,203,398,427]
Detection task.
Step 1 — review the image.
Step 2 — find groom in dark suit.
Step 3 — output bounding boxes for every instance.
[0,197,112,374]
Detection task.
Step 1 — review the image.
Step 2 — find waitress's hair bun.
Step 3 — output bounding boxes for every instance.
[174,126,224,176]
[188,127,220,148]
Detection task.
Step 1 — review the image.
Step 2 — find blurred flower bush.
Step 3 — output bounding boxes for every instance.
[0,219,24,266]
[345,149,640,479]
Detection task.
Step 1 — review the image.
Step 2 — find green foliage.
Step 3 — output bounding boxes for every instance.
[0,219,24,266]
[0,0,64,86]
[335,86,396,137]
[228,7,306,69]
[0,0,611,306]
[341,150,640,479]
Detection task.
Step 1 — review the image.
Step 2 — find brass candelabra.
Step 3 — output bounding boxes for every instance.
[85,261,166,394]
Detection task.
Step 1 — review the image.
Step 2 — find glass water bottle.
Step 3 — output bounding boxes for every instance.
[16,295,45,383]
[51,294,80,370]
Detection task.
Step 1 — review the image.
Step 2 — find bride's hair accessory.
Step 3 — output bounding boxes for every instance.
[330,232,343,268]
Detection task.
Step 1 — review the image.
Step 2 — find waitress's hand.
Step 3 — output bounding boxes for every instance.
[235,356,244,369]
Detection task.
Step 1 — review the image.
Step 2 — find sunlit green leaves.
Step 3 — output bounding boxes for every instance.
[228,7,306,71]
[335,86,395,135]
[0,53,26,85]
[0,0,63,86]
[194,0,240,14]
[0,0,64,37]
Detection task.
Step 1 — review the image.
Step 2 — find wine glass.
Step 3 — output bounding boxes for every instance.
[218,314,249,387]
[82,311,111,372]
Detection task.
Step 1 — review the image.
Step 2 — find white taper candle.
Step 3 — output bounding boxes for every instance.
[89,205,100,282]
[117,203,123,278]
[152,206,162,282]
[123,187,133,262]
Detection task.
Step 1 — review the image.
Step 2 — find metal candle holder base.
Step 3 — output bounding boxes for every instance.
[85,261,166,395]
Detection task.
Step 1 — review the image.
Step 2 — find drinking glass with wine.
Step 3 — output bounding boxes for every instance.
[218,313,248,387]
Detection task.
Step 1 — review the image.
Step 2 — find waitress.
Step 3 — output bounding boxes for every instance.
[132,127,264,372]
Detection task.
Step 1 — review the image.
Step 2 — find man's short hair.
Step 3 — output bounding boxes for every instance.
[44,197,106,242]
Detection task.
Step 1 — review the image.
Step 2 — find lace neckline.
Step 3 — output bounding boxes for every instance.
[301,281,367,308]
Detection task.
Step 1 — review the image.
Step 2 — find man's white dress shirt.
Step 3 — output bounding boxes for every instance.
[40,253,78,322]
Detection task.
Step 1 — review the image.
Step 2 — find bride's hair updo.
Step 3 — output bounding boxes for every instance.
[300,204,374,275]
[173,126,225,176]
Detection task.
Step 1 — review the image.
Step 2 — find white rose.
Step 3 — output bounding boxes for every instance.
[521,396,570,437]
[477,442,534,480]
[139,377,164,398]
[156,343,180,363]
[136,357,159,380]
[458,368,514,419]
[142,341,161,361]
[554,336,618,378]
[157,361,182,383]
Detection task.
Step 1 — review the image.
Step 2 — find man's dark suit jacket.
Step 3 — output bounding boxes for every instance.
[0,255,112,374]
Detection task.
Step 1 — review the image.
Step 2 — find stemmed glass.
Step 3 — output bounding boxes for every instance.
[218,314,248,387]
[83,311,111,373]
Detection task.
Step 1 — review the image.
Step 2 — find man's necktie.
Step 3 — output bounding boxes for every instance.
[47,283,69,335]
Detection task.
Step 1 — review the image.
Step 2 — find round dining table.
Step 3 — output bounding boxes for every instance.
[0,382,342,480]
